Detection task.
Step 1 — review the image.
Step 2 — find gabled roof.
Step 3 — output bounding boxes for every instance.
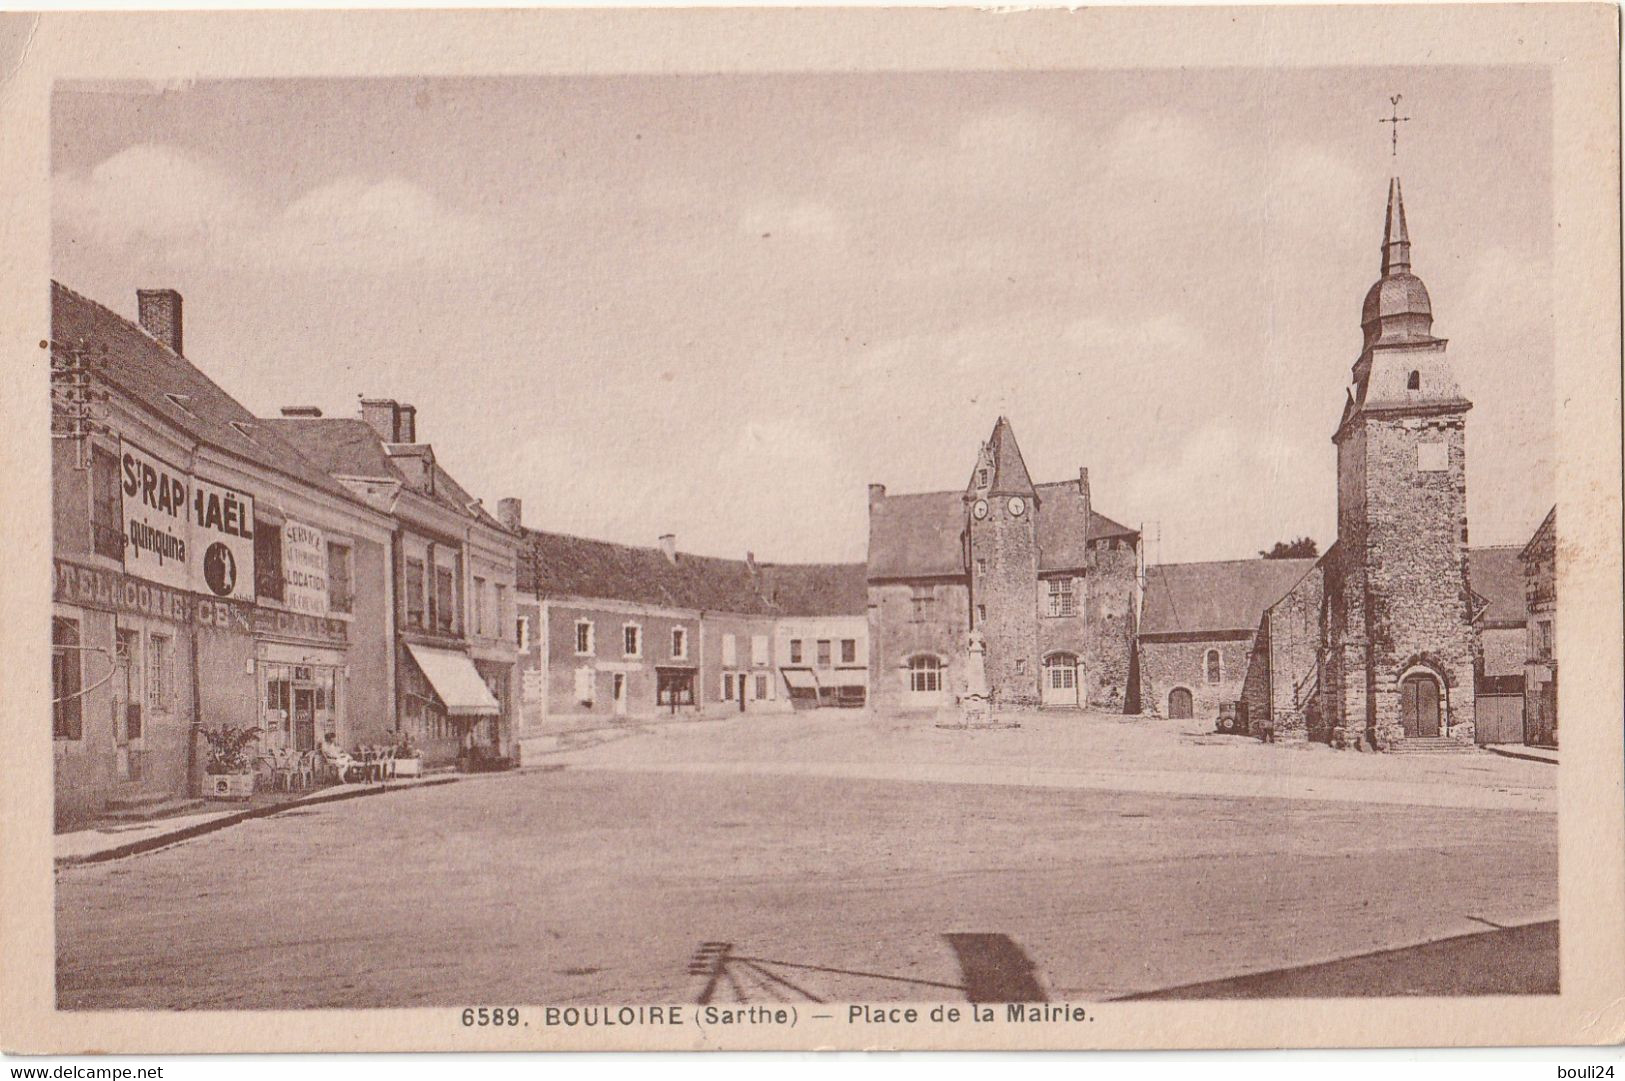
[268,417,398,480]
[518,528,865,616]
[52,282,359,505]
[1467,545,1527,628]
[1140,557,1319,637]
[264,416,509,533]
[758,562,868,617]
[1519,505,1557,562]
[866,483,1138,580]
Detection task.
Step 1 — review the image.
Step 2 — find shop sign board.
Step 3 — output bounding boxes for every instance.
[54,558,191,623]
[195,595,348,645]
[190,476,256,602]
[281,519,329,617]
[118,440,190,591]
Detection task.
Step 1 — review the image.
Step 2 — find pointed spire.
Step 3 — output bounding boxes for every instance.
[1381,177,1411,277]
[983,416,1036,496]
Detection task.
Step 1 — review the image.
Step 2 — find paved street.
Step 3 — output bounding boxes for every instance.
[56,713,1557,1008]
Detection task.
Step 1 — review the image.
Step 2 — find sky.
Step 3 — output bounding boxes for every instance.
[51,69,1554,565]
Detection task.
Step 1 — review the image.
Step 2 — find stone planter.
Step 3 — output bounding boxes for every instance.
[204,771,255,801]
[394,756,423,778]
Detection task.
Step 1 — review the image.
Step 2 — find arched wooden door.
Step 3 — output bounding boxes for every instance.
[1400,673,1441,737]
[1041,653,1080,707]
[1168,687,1193,719]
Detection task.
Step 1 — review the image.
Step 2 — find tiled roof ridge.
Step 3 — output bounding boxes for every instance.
[1148,555,1319,570]
[522,525,864,573]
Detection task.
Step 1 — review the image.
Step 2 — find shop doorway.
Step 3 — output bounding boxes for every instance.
[293,688,317,751]
[1400,672,1442,738]
[737,674,748,712]
[612,673,627,716]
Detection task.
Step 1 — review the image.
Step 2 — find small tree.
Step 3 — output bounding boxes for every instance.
[1259,537,1318,559]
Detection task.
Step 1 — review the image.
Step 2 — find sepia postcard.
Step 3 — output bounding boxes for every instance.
[0,3,1621,1055]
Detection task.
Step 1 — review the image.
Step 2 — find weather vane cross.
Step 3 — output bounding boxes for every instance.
[1379,94,1411,158]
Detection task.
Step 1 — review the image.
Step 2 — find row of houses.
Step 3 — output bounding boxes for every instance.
[49,283,870,827]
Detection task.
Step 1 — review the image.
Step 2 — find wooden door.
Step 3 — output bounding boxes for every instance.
[1168,687,1193,719]
[1401,674,1441,737]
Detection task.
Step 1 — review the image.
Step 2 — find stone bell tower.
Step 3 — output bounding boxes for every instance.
[965,416,1040,707]
[1327,178,1477,746]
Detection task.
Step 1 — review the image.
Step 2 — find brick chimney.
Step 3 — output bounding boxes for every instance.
[868,483,887,507]
[498,497,523,531]
[136,289,183,354]
[280,406,324,418]
[659,534,677,563]
[360,398,400,441]
[397,404,417,443]
[1078,466,1090,501]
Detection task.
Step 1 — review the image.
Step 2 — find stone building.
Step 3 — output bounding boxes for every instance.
[1137,557,1318,723]
[866,417,1140,712]
[1318,177,1478,747]
[1521,506,1557,747]
[1214,176,1515,749]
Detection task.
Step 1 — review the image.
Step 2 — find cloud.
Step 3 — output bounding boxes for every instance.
[54,143,501,276]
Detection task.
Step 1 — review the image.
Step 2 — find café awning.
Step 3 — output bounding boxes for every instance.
[832,669,867,688]
[406,643,500,716]
[780,667,819,690]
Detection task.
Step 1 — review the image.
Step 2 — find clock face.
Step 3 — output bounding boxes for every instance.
[973,499,989,520]
[1007,496,1026,517]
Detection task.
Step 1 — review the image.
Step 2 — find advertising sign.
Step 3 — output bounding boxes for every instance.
[282,519,330,617]
[119,441,190,590]
[190,476,256,602]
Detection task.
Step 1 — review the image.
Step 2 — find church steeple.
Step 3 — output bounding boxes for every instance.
[1360,176,1433,350]
[1380,177,1411,276]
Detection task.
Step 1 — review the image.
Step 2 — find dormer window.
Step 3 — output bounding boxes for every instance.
[230,420,258,443]
[1407,370,1420,390]
[164,393,196,416]
[977,468,989,487]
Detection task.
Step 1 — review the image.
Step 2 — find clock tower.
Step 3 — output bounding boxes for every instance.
[965,416,1041,707]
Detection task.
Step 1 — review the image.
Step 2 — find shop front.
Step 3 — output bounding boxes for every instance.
[402,642,501,767]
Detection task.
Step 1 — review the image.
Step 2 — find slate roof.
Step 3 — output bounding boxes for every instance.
[866,484,1138,580]
[52,282,360,505]
[265,416,508,533]
[758,562,869,617]
[517,528,865,616]
[1140,557,1320,637]
[1467,545,1527,628]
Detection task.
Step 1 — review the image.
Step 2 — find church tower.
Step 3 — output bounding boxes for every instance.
[965,417,1040,707]
[1328,178,1477,745]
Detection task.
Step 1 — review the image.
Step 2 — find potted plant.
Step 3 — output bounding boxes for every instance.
[201,724,263,800]
[393,731,423,778]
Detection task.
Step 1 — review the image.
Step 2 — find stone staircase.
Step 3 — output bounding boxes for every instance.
[1389,736,1476,755]
[102,790,206,822]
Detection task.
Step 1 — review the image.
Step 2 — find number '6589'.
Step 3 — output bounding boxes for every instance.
[462,1007,520,1027]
